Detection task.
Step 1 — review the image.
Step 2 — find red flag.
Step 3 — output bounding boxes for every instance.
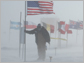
[59,29,65,34]
[67,30,72,34]
[65,24,69,31]
[60,21,65,25]
[58,21,65,34]
[24,21,37,29]
[50,25,54,33]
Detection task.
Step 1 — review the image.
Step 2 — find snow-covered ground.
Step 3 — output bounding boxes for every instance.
[1,30,83,62]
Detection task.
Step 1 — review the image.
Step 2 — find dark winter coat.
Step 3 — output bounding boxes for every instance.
[25,26,50,44]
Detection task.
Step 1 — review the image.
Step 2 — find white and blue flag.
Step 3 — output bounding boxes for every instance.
[10,21,21,30]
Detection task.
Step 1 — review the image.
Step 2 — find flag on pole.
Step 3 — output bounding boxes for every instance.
[42,22,54,33]
[46,24,50,31]
[77,21,83,30]
[69,20,83,30]
[10,21,20,30]
[24,21,37,29]
[65,24,69,31]
[27,1,55,15]
[58,21,65,34]
[67,30,72,34]
[50,25,54,33]
[65,24,72,34]
[69,20,78,29]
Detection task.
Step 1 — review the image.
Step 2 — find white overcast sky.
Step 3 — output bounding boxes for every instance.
[1,1,83,32]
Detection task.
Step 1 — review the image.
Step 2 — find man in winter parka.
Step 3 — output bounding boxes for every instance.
[25,24,50,61]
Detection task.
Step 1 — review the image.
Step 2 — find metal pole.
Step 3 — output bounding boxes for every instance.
[66,33,68,47]
[82,19,83,46]
[58,31,61,48]
[55,47,56,55]
[55,21,57,47]
[19,12,22,57]
[9,20,11,43]
[49,25,51,49]
[76,29,78,43]
[24,1,27,62]
[59,32,61,48]
[22,44,24,59]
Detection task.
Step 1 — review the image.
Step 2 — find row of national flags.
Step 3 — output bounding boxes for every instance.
[10,21,54,33]
[10,20,83,34]
[58,20,83,34]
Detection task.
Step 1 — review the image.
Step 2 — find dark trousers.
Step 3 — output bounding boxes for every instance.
[37,45,46,60]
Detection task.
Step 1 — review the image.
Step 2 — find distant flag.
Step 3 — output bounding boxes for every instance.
[58,21,65,34]
[10,21,21,30]
[77,21,83,30]
[27,1,55,15]
[50,25,54,33]
[42,22,54,33]
[65,24,69,31]
[46,24,50,31]
[67,30,72,34]
[69,20,78,29]
[65,24,72,34]
[24,21,37,29]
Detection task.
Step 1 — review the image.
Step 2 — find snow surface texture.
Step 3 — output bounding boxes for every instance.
[1,29,83,62]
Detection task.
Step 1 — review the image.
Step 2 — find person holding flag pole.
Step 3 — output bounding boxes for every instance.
[23,1,55,61]
[25,24,50,61]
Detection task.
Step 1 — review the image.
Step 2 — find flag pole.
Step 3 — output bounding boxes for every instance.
[76,19,80,43]
[58,31,61,48]
[66,32,68,47]
[24,1,27,62]
[59,32,61,48]
[55,21,57,47]
[76,29,78,43]
[9,20,11,43]
[19,12,22,57]
[49,26,51,49]
[58,22,61,48]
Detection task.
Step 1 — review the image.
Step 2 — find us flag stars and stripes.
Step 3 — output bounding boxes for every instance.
[27,1,55,15]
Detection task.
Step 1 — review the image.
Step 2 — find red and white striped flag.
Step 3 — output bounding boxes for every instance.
[58,21,65,34]
[27,1,55,15]
[24,21,37,29]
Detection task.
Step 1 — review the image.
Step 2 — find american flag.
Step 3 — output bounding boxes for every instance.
[27,1,55,15]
